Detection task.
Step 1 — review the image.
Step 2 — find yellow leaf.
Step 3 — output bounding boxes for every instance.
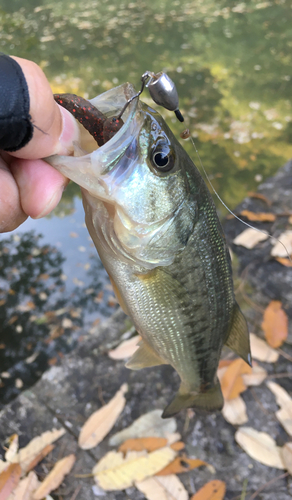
[262,301,288,348]
[136,474,188,500]
[281,443,292,475]
[233,228,268,249]
[0,463,22,500]
[109,410,176,447]
[190,480,226,500]
[33,454,76,500]
[17,428,65,473]
[7,471,40,500]
[78,383,128,450]
[220,358,251,400]
[222,396,248,425]
[235,427,285,469]
[93,447,176,491]
[250,333,279,362]
[108,336,140,360]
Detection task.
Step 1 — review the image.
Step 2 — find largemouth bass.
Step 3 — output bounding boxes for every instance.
[47,83,251,418]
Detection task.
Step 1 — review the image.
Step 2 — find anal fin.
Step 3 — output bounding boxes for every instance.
[126,340,166,370]
[225,302,252,366]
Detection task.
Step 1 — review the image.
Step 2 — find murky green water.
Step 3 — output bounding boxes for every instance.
[0,0,291,405]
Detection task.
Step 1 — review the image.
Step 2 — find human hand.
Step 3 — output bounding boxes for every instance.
[0,55,79,232]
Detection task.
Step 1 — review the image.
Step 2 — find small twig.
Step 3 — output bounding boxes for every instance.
[98,385,106,406]
[248,471,288,500]
[278,348,292,363]
[69,485,82,500]
[267,372,292,379]
[240,478,248,500]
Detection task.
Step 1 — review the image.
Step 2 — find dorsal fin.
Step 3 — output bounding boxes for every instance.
[225,303,252,366]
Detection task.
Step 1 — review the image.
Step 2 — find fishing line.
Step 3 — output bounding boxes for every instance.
[188,133,292,263]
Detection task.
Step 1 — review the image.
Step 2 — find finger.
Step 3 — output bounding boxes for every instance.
[0,157,27,232]
[10,158,69,219]
[8,56,79,159]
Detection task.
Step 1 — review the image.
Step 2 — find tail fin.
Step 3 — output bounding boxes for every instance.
[162,380,224,419]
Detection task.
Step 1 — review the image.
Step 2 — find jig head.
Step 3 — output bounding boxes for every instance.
[118,71,184,122]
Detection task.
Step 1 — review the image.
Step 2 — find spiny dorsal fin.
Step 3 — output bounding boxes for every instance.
[125,339,166,370]
[225,303,252,366]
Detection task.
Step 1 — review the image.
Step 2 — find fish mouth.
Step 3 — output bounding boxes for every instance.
[45,83,143,196]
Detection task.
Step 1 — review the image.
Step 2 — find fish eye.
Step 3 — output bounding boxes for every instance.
[151,143,175,173]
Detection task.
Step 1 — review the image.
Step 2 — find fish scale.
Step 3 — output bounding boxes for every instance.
[47,82,251,418]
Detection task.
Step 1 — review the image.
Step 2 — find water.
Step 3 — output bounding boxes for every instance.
[0,0,291,406]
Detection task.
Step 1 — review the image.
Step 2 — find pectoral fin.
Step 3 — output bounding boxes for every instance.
[126,340,166,370]
[162,379,224,419]
[225,303,252,366]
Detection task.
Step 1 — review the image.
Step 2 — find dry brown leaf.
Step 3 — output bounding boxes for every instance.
[281,443,292,475]
[155,457,207,476]
[170,442,185,452]
[109,410,177,447]
[242,364,267,386]
[233,228,269,249]
[190,479,226,500]
[220,358,252,400]
[17,428,66,473]
[78,383,128,450]
[275,257,292,267]
[93,447,176,491]
[249,333,279,362]
[0,463,22,500]
[26,444,54,472]
[108,336,140,360]
[7,471,40,500]
[222,396,248,425]
[247,192,272,205]
[33,454,76,500]
[240,210,276,222]
[270,230,292,258]
[218,360,233,369]
[262,301,288,348]
[235,427,285,469]
[119,437,167,453]
[136,474,188,500]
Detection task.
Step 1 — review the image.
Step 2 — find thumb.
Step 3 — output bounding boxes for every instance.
[8,56,79,160]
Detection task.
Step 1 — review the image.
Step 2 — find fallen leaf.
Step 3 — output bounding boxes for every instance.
[7,471,40,500]
[276,403,292,438]
[16,428,65,473]
[240,210,276,222]
[136,474,188,500]
[26,444,55,472]
[266,381,292,407]
[235,427,285,469]
[281,443,292,475]
[222,396,248,425]
[5,435,18,463]
[156,457,208,476]
[220,358,251,400]
[270,230,292,257]
[233,228,269,249]
[0,463,22,500]
[242,364,267,386]
[247,192,272,205]
[262,301,288,348]
[109,410,177,447]
[108,336,140,360]
[33,454,76,500]
[166,433,181,446]
[119,437,167,453]
[275,257,292,267]
[190,479,226,500]
[249,333,279,362]
[218,360,233,369]
[93,447,176,491]
[170,442,185,452]
[0,462,8,475]
[79,383,128,450]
